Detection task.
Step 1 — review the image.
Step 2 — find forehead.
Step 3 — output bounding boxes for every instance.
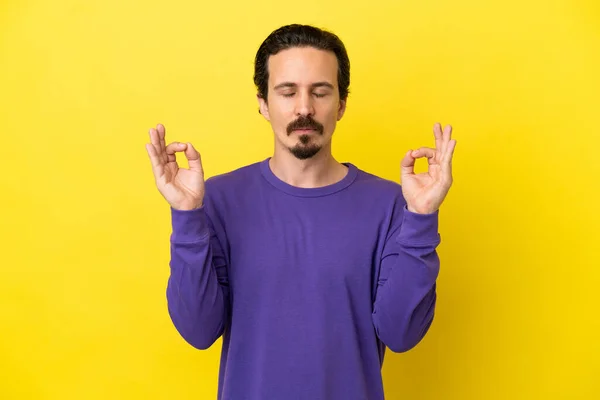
[267,47,338,87]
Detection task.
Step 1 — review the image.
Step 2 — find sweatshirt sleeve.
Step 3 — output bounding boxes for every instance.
[166,204,230,350]
[372,196,441,353]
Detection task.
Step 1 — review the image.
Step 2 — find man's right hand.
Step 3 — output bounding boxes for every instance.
[146,123,205,211]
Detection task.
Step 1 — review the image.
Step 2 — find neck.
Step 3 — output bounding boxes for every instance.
[269,143,348,188]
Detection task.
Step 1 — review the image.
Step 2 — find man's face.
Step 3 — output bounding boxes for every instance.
[258,47,346,160]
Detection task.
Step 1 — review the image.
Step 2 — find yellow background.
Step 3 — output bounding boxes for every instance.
[1,0,599,398]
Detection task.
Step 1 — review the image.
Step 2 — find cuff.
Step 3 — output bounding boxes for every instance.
[396,205,441,246]
[170,206,211,243]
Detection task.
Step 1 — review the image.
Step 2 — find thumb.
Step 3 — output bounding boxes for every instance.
[184,142,203,173]
[400,150,415,176]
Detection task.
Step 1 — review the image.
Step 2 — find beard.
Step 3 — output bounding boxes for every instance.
[290,134,322,159]
[286,115,324,160]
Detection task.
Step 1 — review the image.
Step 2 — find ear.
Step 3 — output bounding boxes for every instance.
[337,99,347,121]
[257,94,271,121]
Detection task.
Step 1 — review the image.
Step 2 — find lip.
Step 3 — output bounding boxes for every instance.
[292,128,316,133]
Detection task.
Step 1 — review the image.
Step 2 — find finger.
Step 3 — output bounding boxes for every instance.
[441,140,456,183]
[442,124,452,153]
[440,124,454,164]
[433,123,443,153]
[411,147,437,165]
[165,142,188,164]
[400,149,416,176]
[184,142,203,173]
[442,139,457,166]
[157,124,167,163]
[149,128,165,164]
[145,143,165,180]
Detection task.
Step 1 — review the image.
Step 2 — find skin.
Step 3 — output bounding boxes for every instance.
[257,46,348,189]
[145,46,456,214]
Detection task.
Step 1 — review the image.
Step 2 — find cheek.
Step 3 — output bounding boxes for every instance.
[271,110,290,129]
[267,104,293,133]
[322,103,340,126]
[268,100,292,121]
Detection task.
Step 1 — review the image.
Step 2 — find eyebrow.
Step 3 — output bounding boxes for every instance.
[273,82,335,90]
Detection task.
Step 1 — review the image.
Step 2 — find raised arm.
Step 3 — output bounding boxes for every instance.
[146,123,229,349]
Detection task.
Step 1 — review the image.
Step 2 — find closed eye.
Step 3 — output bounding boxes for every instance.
[281,92,329,98]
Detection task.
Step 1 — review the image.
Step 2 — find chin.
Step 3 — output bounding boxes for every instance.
[289,143,322,160]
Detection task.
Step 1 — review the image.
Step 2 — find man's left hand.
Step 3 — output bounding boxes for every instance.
[400,123,457,214]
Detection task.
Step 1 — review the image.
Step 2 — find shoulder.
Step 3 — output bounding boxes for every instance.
[351,164,406,206]
[204,161,262,195]
[206,161,261,185]
[200,161,262,228]
[350,165,414,240]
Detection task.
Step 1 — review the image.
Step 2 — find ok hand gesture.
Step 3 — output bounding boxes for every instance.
[146,124,205,211]
[400,123,457,214]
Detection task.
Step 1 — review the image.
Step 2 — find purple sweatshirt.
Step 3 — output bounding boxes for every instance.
[166,158,441,400]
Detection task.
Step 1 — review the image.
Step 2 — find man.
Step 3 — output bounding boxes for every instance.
[146,24,456,400]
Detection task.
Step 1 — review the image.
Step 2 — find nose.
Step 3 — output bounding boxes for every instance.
[294,90,315,116]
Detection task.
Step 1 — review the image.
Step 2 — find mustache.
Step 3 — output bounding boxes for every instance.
[286,115,324,135]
